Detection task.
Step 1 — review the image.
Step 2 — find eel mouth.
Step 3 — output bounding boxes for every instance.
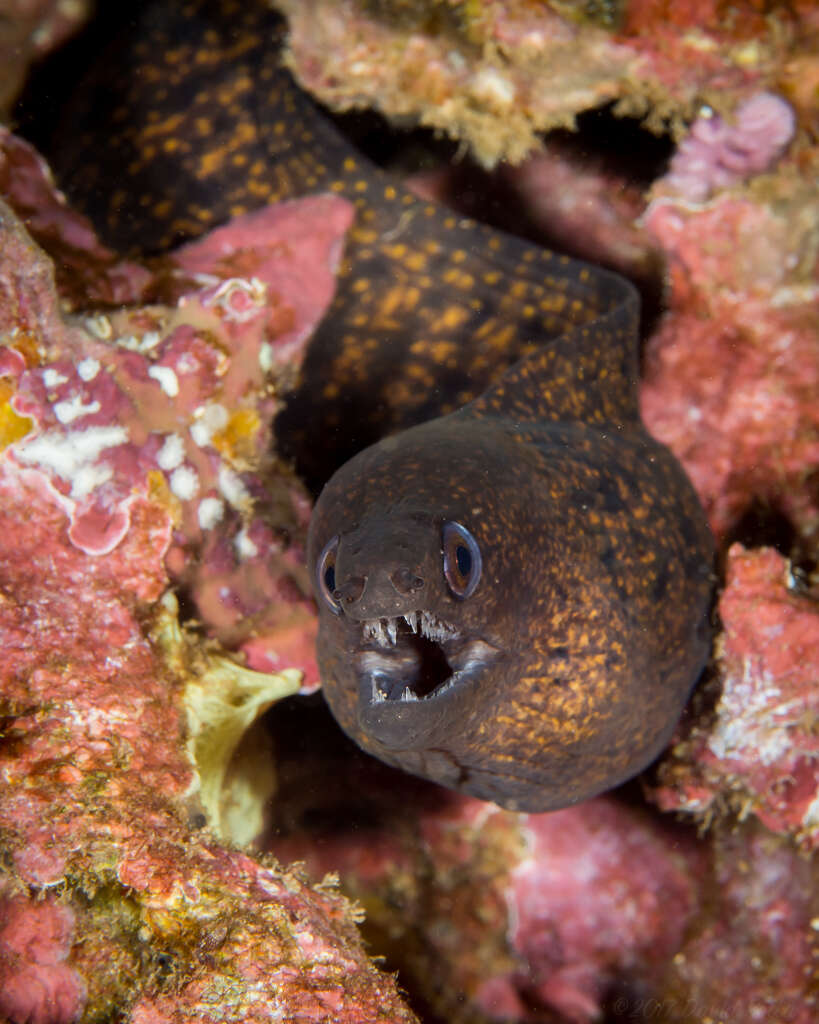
[353,610,500,706]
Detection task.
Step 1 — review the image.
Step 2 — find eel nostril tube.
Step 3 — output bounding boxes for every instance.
[391,567,424,595]
[334,576,366,605]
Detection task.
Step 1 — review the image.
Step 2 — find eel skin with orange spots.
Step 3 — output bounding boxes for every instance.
[40,0,713,811]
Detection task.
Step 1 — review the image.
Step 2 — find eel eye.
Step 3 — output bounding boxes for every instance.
[316,535,341,614]
[442,521,482,599]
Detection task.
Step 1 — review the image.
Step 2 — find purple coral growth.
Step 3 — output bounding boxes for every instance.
[664,92,796,201]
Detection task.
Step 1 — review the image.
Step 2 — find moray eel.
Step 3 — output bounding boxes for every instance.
[33,0,713,811]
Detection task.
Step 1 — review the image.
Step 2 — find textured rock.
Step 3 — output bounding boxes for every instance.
[266,703,819,1022]
[641,183,819,544]
[657,824,819,1024]
[0,186,415,1022]
[0,153,349,682]
[0,403,416,1024]
[269,731,703,1024]
[278,0,817,166]
[650,545,819,848]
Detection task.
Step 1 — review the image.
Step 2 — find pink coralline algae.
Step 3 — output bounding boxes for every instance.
[268,759,819,1023]
[640,185,819,544]
[0,152,419,1019]
[650,544,819,847]
[661,93,797,201]
[660,823,819,1024]
[0,384,417,1021]
[638,162,819,847]
[0,896,86,1024]
[269,774,703,1024]
[486,801,702,1023]
[0,152,353,683]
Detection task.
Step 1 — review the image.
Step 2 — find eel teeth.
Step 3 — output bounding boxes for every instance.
[362,610,459,648]
[419,610,457,641]
[370,672,387,702]
[363,618,389,646]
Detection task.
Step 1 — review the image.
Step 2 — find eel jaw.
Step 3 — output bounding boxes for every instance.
[353,610,501,716]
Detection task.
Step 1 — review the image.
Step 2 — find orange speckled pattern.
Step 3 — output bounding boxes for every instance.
[309,374,713,810]
[42,0,714,810]
[44,0,627,487]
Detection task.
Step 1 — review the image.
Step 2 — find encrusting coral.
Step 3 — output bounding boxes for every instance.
[266,702,819,1023]
[650,544,819,847]
[0,175,416,1021]
[0,126,330,685]
[277,0,817,166]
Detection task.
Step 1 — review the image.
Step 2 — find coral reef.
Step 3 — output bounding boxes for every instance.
[0,896,85,1024]
[640,173,819,544]
[657,823,819,1023]
[267,733,818,1023]
[276,0,817,166]
[0,203,417,1019]
[270,754,702,1024]
[0,126,346,684]
[650,544,819,847]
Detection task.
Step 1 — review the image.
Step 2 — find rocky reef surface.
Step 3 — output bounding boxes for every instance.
[277,0,817,166]
[1,1,818,1021]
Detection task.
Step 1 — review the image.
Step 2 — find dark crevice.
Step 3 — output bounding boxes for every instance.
[719,498,801,585]
[396,622,453,699]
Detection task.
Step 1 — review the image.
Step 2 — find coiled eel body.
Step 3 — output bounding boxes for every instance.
[36,0,713,810]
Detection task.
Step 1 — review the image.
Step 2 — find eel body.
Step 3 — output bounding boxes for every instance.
[34,0,713,811]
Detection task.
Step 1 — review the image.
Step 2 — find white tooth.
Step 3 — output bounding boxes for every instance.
[420,610,453,641]
[369,619,387,646]
[386,618,397,645]
[404,611,418,633]
[401,687,419,702]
